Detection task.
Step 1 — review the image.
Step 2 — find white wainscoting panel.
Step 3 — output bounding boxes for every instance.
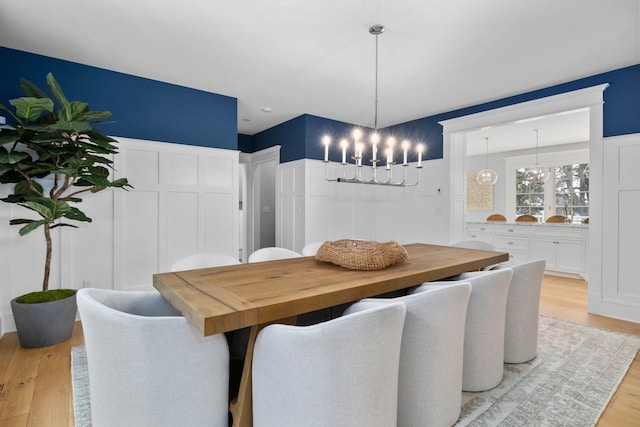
[278,159,449,255]
[594,133,640,323]
[113,138,239,291]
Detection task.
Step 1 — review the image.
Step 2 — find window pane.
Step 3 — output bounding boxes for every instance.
[516,161,589,223]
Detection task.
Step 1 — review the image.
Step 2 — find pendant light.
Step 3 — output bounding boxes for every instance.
[477,137,498,185]
[524,129,549,183]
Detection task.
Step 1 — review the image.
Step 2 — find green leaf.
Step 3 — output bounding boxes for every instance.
[16,219,47,236]
[14,180,43,196]
[46,73,72,122]
[22,200,54,219]
[20,77,48,99]
[0,151,29,165]
[9,218,35,225]
[69,101,90,120]
[110,177,132,189]
[9,97,54,122]
[77,175,110,187]
[0,132,20,146]
[49,120,92,131]
[63,206,92,223]
[0,163,16,175]
[87,165,110,177]
[80,110,112,120]
[50,223,79,230]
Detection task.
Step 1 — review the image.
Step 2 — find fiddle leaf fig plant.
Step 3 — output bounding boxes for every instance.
[0,73,131,296]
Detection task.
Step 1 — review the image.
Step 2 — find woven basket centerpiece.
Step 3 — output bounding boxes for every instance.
[315,239,409,270]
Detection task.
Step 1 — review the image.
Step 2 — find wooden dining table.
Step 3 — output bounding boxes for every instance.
[153,242,509,427]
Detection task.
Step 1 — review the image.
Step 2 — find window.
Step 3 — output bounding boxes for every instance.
[514,163,589,223]
[515,168,545,218]
[555,163,589,222]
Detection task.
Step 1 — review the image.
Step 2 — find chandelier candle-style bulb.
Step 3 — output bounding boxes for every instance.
[402,140,410,165]
[387,138,395,165]
[340,139,348,164]
[353,129,362,159]
[323,136,330,162]
[417,144,424,168]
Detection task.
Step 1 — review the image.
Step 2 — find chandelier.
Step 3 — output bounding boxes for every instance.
[524,129,549,183]
[322,25,424,187]
[476,137,498,185]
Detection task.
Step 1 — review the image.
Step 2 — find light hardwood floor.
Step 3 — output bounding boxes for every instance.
[0,275,638,426]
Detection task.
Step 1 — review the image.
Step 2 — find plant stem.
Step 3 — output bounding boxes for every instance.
[43,222,51,291]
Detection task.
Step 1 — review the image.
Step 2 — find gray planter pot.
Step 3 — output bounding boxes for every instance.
[10,291,77,348]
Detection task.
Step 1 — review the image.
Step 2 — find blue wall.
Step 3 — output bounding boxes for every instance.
[253,63,640,162]
[4,46,637,159]
[0,47,238,149]
[252,115,358,163]
[385,63,640,160]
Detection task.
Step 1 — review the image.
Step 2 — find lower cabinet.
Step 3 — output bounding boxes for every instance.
[465,222,588,279]
[529,228,586,277]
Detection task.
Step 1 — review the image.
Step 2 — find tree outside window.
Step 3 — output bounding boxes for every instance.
[555,163,589,223]
[515,163,589,223]
[515,168,545,219]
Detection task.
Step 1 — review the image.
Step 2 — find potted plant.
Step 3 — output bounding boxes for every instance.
[0,73,130,347]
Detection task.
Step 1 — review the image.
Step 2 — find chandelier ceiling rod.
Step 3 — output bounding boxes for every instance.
[371,24,384,134]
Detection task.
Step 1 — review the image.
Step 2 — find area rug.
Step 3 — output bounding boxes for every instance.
[71,315,640,427]
[455,315,640,426]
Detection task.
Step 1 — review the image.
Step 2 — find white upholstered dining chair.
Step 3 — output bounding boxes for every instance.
[247,247,302,263]
[301,241,325,256]
[344,282,472,427]
[252,302,406,427]
[420,268,513,392]
[170,251,240,271]
[77,288,230,427]
[456,259,545,363]
[451,239,498,251]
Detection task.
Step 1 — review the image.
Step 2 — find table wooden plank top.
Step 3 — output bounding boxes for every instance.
[153,243,509,336]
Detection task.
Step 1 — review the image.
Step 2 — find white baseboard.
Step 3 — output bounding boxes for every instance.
[588,293,640,324]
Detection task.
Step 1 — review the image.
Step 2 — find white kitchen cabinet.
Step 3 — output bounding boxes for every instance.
[464,223,494,244]
[530,227,586,277]
[492,223,529,263]
[465,222,588,279]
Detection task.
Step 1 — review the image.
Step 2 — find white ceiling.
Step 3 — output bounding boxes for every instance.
[0,0,638,144]
[465,107,591,156]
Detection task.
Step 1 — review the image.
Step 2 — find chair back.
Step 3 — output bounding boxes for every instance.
[301,241,324,256]
[248,247,302,262]
[171,252,240,271]
[252,302,406,427]
[515,214,538,222]
[77,288,229,427]
[345,283,471,427]
[545,215,566,223]
[451,240,497,251]
[504,259,546,363]
[418,268,513,391]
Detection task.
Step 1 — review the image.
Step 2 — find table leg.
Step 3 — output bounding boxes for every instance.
[229,316,296,427]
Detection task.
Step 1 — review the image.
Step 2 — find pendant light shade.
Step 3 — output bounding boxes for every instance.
[524,129,549,183]
[477,137,498,185]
